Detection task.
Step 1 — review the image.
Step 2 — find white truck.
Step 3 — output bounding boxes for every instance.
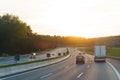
[94,46,106,62]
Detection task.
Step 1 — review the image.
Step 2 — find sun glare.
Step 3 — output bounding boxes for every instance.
[1,0,120,38]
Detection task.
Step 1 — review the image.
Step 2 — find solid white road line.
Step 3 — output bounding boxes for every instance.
[107,61,120,80]
[40,73,53,79]
[77,73,83,78]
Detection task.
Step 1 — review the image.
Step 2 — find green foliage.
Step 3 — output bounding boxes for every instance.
[0,14,31,39]
[0,14,32,55]
[0,14,57,56]
[94,36,120,47]
[0,14,120,56]
[79,47,94,55]
[107,48,120,56]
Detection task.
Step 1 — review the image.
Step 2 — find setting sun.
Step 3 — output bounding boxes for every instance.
[0,1,120,80]
[0,0,120,38]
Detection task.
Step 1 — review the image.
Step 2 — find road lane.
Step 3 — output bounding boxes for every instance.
[107,58,120,73]
[0,48,74,80]
[0,48,67,66]
[107,62,120,80]
[1,48,119,80]
[82,62,119,80]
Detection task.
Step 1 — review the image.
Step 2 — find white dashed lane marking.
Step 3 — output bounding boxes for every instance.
[77,72,83,78]
[40,73,53,79]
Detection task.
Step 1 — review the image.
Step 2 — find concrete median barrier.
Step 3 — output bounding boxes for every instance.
[0,53,70,77]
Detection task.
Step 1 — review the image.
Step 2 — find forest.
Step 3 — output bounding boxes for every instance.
[0,14,120,55]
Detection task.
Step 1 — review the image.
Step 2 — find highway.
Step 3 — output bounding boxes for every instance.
[0,48,67,66]
[1,48,120,80]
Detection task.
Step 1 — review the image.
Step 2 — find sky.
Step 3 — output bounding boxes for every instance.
[0,0,120,38]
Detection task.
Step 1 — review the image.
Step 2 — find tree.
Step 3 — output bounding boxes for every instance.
[0,14,32,55]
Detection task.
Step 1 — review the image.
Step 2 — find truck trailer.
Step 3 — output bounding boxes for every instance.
[94,46,106,62]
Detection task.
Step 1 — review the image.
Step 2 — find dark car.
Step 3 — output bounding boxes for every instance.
[76,55,85,64]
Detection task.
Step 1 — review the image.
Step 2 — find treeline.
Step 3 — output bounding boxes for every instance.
[0,14,120,56]
[0,14,33,55]
[32,35,94,47]
[93,36,120,47]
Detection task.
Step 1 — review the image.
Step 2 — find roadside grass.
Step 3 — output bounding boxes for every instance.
[107,48,120,56]
[78,47,120,57]
[78,47,94,55]
[85,49,94,55]
[0,57,5,59]
[0,53,69,69]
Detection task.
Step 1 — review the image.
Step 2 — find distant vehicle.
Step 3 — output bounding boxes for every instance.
[51,53,56,58]
[94,46,106,62]
[76,55,85,64]
[29,53,36,59]
[46,53,51,58]
[46,53,56,58]
[58,53,61,56]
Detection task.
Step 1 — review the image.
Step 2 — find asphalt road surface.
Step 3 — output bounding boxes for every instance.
[0,48,67,66]
[1,48,120,80]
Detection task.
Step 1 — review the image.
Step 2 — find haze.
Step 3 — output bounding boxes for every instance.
[0,0,120,38]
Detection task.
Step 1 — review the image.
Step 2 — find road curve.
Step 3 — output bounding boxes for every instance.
[1,48,120,80]
[0,48,66,66]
